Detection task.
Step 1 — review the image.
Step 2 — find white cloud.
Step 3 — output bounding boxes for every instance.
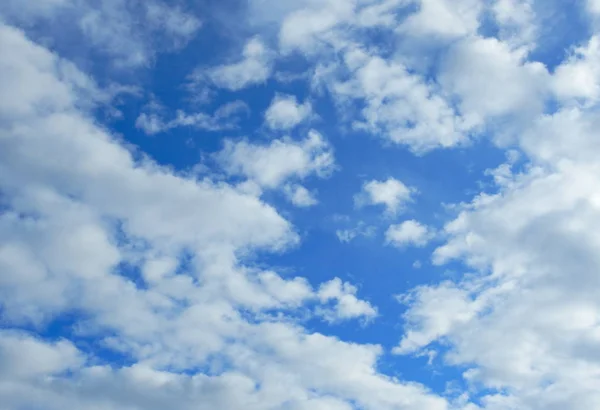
[396,108,600,409]
[206,37,273,91]
[385,220,434,248]
[552,35,600,102]
[216,130,335,189]
[283,184,318,207]
[336,229,357,243]
[0,331,84,380]
[136,100,249,135]
[397,0,482,39]
[331,47,468,152]
[272,0,414,54]
[265,93,312,130]
[0,0,201,67]
[439,35,549,132]
[490,0,537,49]
[394,282,479,355]
[316,278,378,322]
[278,0,355,54]
[355,178,415,215]
[336,222,376,243]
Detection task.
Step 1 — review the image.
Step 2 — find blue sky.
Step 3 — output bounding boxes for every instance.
[2,1,600,409]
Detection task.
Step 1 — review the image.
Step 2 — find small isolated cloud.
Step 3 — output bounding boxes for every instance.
[216,130,335,189]
[355,178,415,215]
[283,184,318,207]
[136,100,249,135]
[385,220,435,248]
[336,222,376,243]
[205,36,273,91]
[265,93,312,130]
[316,278,377,322]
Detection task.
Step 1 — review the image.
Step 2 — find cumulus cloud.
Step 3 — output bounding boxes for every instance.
[328,47,468,152]
[278,0,356,54]
[316,278,378,322]
[355,178,415,215]
[215,130,335,189]
[0,331,84,380]
[490,0,537,49]
[205,37,274,91]
[385,220,435,248]
[397,0,482,39]
[439,35,549,131]
[552,35,600,102]
[283,184,318,207]
[265,93,312,130]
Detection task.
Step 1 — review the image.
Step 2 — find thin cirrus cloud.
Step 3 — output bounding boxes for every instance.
[135,101,250,135]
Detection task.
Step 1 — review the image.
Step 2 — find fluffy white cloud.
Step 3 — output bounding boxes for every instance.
[329,47,467,152]
[355,178,415,215]
[552,35,600,102]
[205,37,273,91]
[284,184,318,207]
[278,0,356,54]
[215,130,335,189]
[0,331,84,380]
[317,278,378,322]
[490,0,536,49]
[439,35,549,133]
[397,0,482,39]
[265,93,312,130]
[386,220,434,248]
